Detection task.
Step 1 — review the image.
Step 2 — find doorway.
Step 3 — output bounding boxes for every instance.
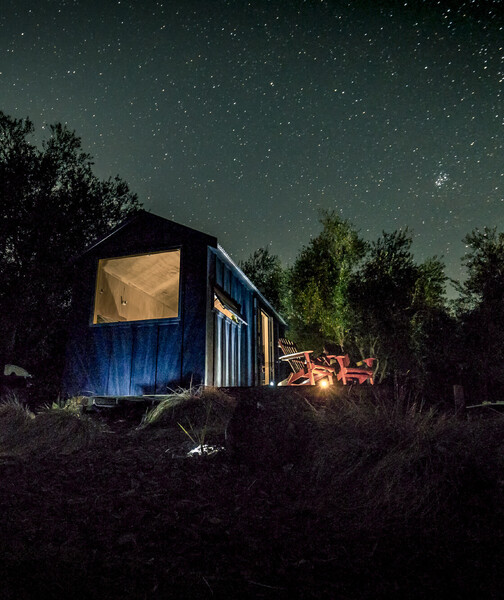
[259,309,274,385]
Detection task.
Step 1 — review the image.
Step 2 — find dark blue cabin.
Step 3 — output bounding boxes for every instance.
[62,211,286,397]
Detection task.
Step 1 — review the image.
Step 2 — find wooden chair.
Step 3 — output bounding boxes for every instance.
[325,354,376,385]
[278,338,335,386]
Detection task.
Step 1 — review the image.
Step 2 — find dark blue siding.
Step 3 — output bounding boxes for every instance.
[155,322,184,393]
[211,252,257,387]
[62,212,215,397]
[106,327,133,395]
[62,212,285,397]
[130,324,158,395]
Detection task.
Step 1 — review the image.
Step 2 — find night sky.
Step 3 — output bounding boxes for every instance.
[2,0,503,294]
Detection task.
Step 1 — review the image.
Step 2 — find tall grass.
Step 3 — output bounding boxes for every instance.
[284,392,504,539]
[0,397,105,459]
[0,398,35,452]
[139,385,236,447]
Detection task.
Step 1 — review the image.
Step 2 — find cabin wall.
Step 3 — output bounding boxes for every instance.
[206,249,286,387]
[206,250,254,387]
[62,215,215,397]
[62,212,286,397]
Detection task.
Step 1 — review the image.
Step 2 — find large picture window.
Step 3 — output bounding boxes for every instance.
[93,250,181,324]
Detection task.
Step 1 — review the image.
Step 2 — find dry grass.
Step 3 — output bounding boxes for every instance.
[0,398,105,459]
[0,398,35,453]
[2,387,504,599]
[308,395,504,527]
[139,385,236,447]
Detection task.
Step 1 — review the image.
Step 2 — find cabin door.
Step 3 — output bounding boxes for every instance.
[258,309,274,385]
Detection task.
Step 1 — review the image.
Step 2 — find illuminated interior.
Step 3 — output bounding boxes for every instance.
[261,309,273,385]
[214,295,239,323]
[93,250,181,323]
[213,287,244,324]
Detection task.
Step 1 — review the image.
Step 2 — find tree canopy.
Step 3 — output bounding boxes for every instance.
[239,247,288,314]
[289,211,366,351]
[348,229,449,391]
[455,227,504,400]
[0,112,141,388]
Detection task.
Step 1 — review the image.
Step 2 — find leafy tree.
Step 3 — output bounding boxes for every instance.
[458,227,504,305]
[0,112,141,392]
[289,211,366,351]
[239,247,288,314]
[348,229,450,397]
[455,227,504,400]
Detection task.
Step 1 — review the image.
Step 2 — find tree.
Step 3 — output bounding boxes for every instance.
[455,227,504,400]
[239,247,288,314]
[0,112,141,392]
[458,227,504,305]
[288,211,366,351]
[348,228,450,397]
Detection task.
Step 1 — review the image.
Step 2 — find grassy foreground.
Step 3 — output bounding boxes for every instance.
[1,387,504,599]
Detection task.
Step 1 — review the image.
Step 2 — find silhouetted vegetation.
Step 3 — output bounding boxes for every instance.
[1,388,504,599]
[0,111,141,397]
[240,246,289,314]
[244,212,503,405]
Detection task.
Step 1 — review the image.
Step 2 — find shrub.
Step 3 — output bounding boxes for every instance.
[139,386,236,447]
[0,397,35,452]
[0,399,104,459]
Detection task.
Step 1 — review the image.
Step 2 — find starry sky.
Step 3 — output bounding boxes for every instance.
[2,0,503,294]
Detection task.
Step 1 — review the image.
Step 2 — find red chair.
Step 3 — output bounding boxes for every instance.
[325,354,375,385]
[278,338,335,386]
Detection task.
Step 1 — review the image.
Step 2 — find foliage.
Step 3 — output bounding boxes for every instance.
[455,227,504,400]
[458,226,504,304]
[0,397,103,458]
[3,388,504,599]
[0,111,141,390]
[289,210,366,351]
[50,396,87,414]
[239,246,289,314]
[140,386,235,448]
[348,229,451,395]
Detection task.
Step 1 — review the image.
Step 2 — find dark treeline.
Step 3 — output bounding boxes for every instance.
[1,111,501,405]
[241,212,504,406]
[0,112,141,396]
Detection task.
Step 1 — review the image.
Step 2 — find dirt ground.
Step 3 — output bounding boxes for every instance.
[1,388,504,599]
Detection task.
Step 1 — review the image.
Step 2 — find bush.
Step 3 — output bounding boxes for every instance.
[0,399,105,459]
[0,398,35,452]
[139,386,236,448]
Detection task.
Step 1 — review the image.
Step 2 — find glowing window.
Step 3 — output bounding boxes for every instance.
[213,287,245,325]
[93,250,181,324]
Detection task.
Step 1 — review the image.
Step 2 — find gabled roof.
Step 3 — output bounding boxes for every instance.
[74,209,286,324]
[76,209,217,259]
[213,244,287,326]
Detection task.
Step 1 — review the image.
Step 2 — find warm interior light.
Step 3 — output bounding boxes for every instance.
[319,379,329,388]
[93,250,181,323]
[214,295,239,323]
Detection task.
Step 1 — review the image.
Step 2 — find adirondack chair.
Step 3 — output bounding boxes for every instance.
[278,338,335,386]
[324,354,376,385]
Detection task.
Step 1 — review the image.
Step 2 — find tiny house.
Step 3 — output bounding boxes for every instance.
[62,211,286,397]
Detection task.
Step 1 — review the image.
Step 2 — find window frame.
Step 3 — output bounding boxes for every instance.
[213,285,247,326]
[91,248,182,326]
